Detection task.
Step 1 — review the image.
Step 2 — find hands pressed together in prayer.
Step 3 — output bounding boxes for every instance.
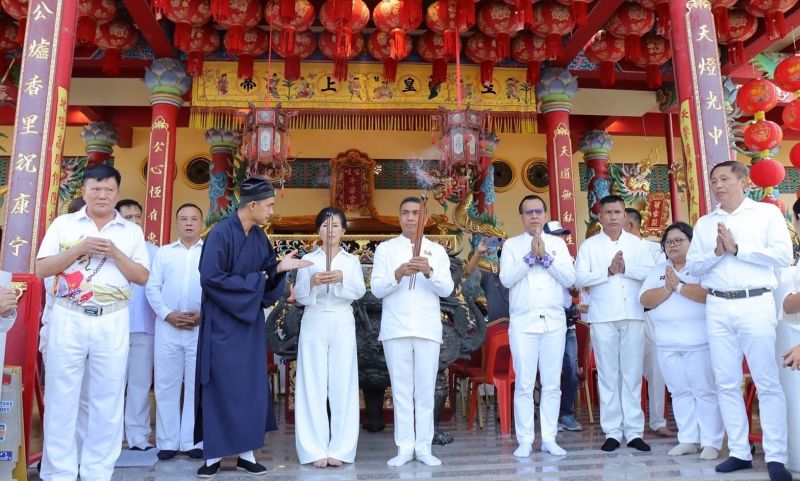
[75,236,125,261]
[166,311,201,330]
[394,256,432,282]
[310,270,344,287]
[663,266,681,292]
[714,222,737,257]
[607,251,625,276]
[530,230,545,259]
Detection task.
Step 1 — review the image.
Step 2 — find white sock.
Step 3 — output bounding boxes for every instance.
[541,440,567,456]
[238,450,256,463]
[513,444,532,458]
[416,453,442,466]
[387,454,413,467]
[667,443,699,456]
[206,457,222,466]
[700,446,720,460]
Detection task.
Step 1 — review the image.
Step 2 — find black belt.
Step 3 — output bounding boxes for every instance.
[708,288,771,300]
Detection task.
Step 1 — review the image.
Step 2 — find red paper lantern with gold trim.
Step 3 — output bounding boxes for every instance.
[606,2,655,61]
[368,30,412,82]
[271,29,317,80]
[161,0,211,50]
[556,0,592,27]
[77,0,116,45]
[737,79,780,116]
[635,0,669,34]
[745,0,799,41]
[783,99,800,131]
[95,20,139,77]
[320,0,370,69]
[511,31,548,84]
[425,0,471,58]
[417,31,455,85]
[319,30,365,80]
[790,142,800,168]
[373,0,421,68]
[465,32,499,86]
[716,8,758,66]
[214,0,262,55]
[531,1,575,59]
[744,119,783,155]
[477,0,523,60]
[631,33,670,90]
[750,158,785,187]
[181,24,220,77]
[774,55,800,94]
[584,31,625,87]
[1,0,28,44]
[224,27,268,79]
[265,0,315,60]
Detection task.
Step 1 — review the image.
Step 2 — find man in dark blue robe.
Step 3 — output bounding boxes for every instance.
[194,177,311,476]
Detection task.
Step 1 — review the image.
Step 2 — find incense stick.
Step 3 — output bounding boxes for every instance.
[324,213,333,293]
[409,194,428,290]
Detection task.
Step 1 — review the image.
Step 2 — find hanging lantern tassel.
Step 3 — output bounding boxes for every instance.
[77,17,96,45]
[727,41,745,65]
[281,27,297,55]
[390,29,407,60]
[16,18,26,45]
[545,33,562,59]
[280,0,296,24]
[226,26,245,54]
[456,0,475,30]
[336,28,353,59]
[187,51,205,76]
[383,58,398,82]
[285,56,301,80]
[480,60,494,86]
[517,0,534,27]
[625,34,642,62]
[646,64,661,89]
[600,61,616,87]
[174,23,192,50]
[572,1,588,28]
[713,6,730,38]
[333,0,354,24]
[765,11,788,41]
[211,0,232,20]
[102,49,122,77]
[495,33,510,60]
[526,61,541,85]
[238,54,254,79]
[432,58,448,85]
[655,3,670,34]
[334,57,349,80]
[400,0,421,29]
[443,30,457,58]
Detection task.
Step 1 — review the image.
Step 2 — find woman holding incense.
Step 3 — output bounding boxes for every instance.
[294,207,366,468]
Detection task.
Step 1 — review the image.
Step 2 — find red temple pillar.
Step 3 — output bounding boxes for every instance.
[142,58,191,245]
[664,114,682,222]
[81,121,118,167]
[669,0,731,220]
[536,67,579,254]
[578,130,613,235]
[1,0,77,272]
[205,128,242,225]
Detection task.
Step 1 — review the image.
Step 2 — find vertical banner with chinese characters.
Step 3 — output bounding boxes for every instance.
[143,113,176,245]
[1,0,77,272]
[679,100,703,224]
[670,0,730,214]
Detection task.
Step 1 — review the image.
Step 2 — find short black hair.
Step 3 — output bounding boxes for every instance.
[660,221,693,249]
[176,203,203,216]
[67,197,85,214]
[599,194,625,209]
[84,164,121,186]
[625,207,643,227]
[314,207,347,230]
[518,194,547,214]
[793,198,800,221]
[399,196,422,209]
[115,199,142,212]
[710,160,749,179]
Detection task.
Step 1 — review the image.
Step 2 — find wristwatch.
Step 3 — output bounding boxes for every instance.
[676,281,685,295]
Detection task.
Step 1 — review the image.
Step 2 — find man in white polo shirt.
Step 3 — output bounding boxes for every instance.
[146,203,204,461]
[36,165,149,481]
[575,194,654,453]
[686,160,792,481]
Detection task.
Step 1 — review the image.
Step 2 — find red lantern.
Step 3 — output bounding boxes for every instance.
[744,119,784,155]
[1,0,28,44]
[635,0,669,34]
[737,79,780,116]
[224,27,268,79]
[465,32,499,86]
[745,0,799,41]
[161,0,212,49]
[318,30,365,80]
[0,18,19,72]
[783,99,800,131]
[791,142,800,169]
[511,31,548,84]
[606,2,655,61]
[631,33,671,90]
[716,8,758,66]
[477,0,523,60]
[181,24,220,77]
[77,0,116,45]
[584,31,625,87]
[425,0,471,58]
[265,0,314,61]
[320,0,370,67]
[761,195,786,213]
[556,0,592,28]
[417,31,454,85]
[368,30,412,82]
[95,20,139,77]
[531,1,575,59]
[215,0,262,55]
[272,29,317,80]
[373,0,421,67]
[712,0,738,38]
[750,158,786,187]
[774,55,800,94]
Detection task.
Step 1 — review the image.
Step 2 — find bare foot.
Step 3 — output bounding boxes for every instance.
[327,457,343,467]
[313,459,328,468]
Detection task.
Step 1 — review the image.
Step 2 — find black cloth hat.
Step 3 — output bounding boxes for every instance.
[239,176,276,204]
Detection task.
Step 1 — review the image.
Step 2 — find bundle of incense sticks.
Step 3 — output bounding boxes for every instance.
[325,213,334,293]
[409,194,428,290]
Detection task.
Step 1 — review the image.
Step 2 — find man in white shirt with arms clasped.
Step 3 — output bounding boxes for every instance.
[370,196,454,467]
[500,195,576,458]
[686,161,793,481]
[575,194,654,453]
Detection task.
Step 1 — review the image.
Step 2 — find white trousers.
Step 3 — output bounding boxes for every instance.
[509,327,566,444]
[777,321,800,472]
[294,311,360,464]
[383,337,440,457]
[706,295,787,463]
[590,320,645,441]
[154,324,199,451]
[124,332,154,449]
[657,348,724,449]
[41,304,130,481]
[643,322,667,430]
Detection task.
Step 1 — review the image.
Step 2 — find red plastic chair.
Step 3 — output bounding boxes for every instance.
[467,327,515,436]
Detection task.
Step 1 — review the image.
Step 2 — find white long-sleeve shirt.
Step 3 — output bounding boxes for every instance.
[145,239,204,325]
[774,266,800,329]
[686,198,792,290]
[130,242,158,335]
[294,247,366,313]
[371,235,454,343]
[575,230,653,323]
[499,232,576,333]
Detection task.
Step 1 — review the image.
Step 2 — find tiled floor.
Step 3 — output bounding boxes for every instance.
[27,400,775,481]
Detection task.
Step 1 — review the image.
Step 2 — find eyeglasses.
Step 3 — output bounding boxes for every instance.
[664,238,686,247]
[522,208,545,216]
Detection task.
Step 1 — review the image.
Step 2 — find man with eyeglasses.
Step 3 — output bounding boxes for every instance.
[687,161,793,481]
[500,195,576,458]
[576,194,654,453]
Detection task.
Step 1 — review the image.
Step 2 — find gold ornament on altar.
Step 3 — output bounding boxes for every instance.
[243,102,292,185]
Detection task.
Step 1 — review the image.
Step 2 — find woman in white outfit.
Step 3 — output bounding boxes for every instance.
[639,222,724,460]
[294,207,366,468]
